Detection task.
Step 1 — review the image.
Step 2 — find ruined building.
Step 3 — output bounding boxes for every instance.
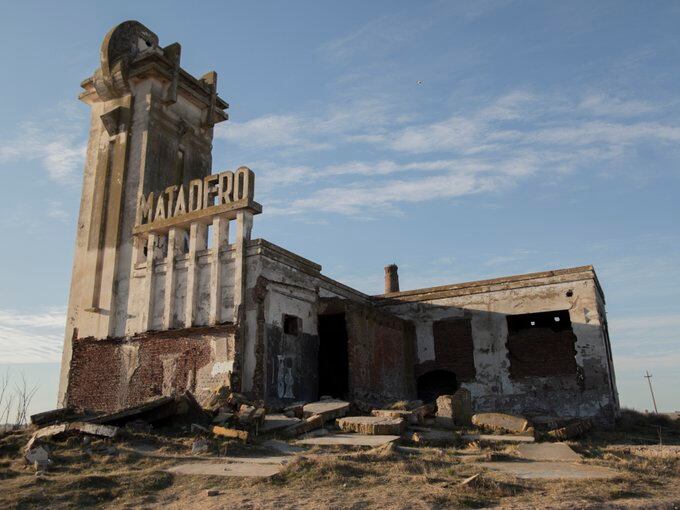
[58,21,620,426]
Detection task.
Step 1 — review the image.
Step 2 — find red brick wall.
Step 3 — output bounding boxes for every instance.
[67,326,235,413]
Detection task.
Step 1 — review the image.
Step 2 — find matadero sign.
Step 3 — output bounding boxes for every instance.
[134,166,261,235]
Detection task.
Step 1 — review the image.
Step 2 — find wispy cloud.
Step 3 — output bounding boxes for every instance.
[219,90,680,217]
[0,105,86,183]
[0,308,65,364]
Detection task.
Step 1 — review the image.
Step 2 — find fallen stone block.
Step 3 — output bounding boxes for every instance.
[547,420,592,440]
[282,402,305,418]
[25,446,50,465]
[282,414,324,438]
[471,412,531,434]
[192,438,214,455]
[436,389,473,427]
[303,399,350,421]
[337,416,406,435]
[211,425,249,442]
[237,404,256,425]
[463,433,535,443]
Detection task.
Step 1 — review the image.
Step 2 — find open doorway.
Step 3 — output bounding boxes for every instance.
[417,370,458,403]
[317,313,349,399]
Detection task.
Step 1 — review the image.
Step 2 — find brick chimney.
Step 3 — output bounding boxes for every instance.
[384,264,400,294]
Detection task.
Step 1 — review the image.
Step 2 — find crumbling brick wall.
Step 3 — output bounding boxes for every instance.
[67,325,235,413]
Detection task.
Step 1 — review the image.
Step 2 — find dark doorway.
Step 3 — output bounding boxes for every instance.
[417,370,458,403]
[317,313,349,399]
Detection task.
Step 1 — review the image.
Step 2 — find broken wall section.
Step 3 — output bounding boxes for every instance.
[376,266,619,425]
[67,325,236,413]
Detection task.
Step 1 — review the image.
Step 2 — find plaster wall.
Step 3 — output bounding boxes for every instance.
[378,270,619,424]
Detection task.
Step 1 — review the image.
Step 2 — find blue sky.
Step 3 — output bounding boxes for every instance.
[0,0,678,416]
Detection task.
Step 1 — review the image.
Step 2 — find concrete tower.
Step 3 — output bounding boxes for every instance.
[58,21,230,405]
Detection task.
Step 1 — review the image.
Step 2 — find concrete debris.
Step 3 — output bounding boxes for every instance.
[211,410,234,425]
[252,408,266,428]
[211,425,250,442]
[459,473,482,486]
[302,399,350,421]
[471,412,532,434]
[337,416,406,435]
[30,407,90,427]
[282,413,324,438]
[436,389,473,427]
[25,446,50,466]
[191,423,210,434]
[237,404,256,424]
[260,414,301,434]
[91,391,208,427]
[406,427,459,445]
[26,422,119,451]
[282,403,305,418]
[547,419,592,439]
[371,404,434,425]
[192,439,214,455]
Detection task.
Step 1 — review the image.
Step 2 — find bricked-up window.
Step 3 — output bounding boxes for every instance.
[506,310,577,378]
[432,318,476,382]
[283,314,301,336]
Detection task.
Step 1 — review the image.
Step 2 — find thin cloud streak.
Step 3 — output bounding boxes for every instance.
[0,308,66,364]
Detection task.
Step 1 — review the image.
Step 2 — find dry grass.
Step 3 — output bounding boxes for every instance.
[0,414,679,509]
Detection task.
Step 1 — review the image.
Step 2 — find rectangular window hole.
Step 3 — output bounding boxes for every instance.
[283,314,301,336]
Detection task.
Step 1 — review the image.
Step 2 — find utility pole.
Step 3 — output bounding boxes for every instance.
[644,371,659,414]
[644,371,662,445]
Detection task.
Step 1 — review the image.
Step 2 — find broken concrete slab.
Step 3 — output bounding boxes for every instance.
[471,412,531,434]
[296,433,400,447]
[30,407,89,427]
[260,414,301,434]
[282,414,324,438]
[302,399,349,421]
[26,422,119,451]
[478,460,618,479]
[283,402,305,418]
[211,425,249,442]
[91,391,208,427]
[515,442,581,462]
[463,433,535,443]
[337,416,405,435]
[547,419,592,440]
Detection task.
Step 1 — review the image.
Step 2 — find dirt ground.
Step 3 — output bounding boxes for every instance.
[1,410,679,509]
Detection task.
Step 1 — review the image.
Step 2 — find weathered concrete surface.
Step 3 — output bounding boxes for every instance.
[337,416,405,435]
[302,400,350,421]
[375,266,619,425]
[260,414,301,433]
[515,443,581,462]
[477,460,618,479]
[471,413,531,433]
[462,433,535,443]
[296,433,400,447]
